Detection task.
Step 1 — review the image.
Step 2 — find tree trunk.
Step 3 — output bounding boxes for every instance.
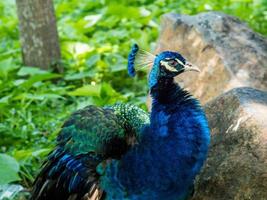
[16,0,61,70]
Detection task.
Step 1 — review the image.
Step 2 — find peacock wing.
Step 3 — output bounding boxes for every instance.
[58,105,128,157]
[31,105,128,200]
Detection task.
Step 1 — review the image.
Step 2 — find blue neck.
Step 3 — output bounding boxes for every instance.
[146,77,210,197]
[150,77,190,104]
[149,77,208,140]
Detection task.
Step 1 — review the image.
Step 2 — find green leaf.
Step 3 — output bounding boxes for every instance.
[61,42,94,57]
[106,4,141,19]
[0,58,19,78]
[68,84,101,96]
[105,54,126,72]
[84,14,102,27]
[13,148,52,161]
[85,54,100,68]
[0,184,25,200]
[14,93,64,101]
[0,95,10,104]
[31,148,51,157]
[0,154,20,184]
[100,82,126,102]
[17,66,47,76]
[64,71,96,80]
[110,64,126,72]
[20,73,62,89]
[100,82,118,98]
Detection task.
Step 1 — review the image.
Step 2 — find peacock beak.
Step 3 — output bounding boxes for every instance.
[184,62,200,72]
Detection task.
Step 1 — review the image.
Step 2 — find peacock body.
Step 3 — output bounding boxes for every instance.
[31,44,210,200]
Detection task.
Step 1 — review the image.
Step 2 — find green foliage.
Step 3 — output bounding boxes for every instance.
[0,0,266,189]
[0,154,20,184]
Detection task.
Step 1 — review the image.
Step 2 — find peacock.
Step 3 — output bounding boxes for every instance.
[31,44,210,200]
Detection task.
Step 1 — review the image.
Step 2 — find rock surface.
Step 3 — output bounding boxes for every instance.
[153,12,267,104]
[192,87,267,200]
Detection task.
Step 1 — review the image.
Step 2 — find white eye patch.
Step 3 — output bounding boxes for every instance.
[175,58,185,67]
[160,60,178,72]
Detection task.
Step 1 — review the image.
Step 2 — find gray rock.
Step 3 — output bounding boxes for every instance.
[192,87,267,200]
[154,12,267,104]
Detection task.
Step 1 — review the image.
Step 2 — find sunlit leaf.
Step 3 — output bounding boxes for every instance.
[17,66,47,76]
[0,95,10,104]
[0,154,20,184]
[84,14,102,27]
[64,71,96,80]
[20,73,62,89]
[106,4,141,19]
[68,84,101,96]
[0,184,25,200]
[62,42,94,58]
[14,93,64,101]
[86,54,100,68]
[0,58,19,78]
[31,148,52,157]
[97,44,112,53]
[14,148,51,161]
[110,64,126,72]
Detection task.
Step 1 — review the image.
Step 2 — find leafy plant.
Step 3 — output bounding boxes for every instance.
[0,154,20,185]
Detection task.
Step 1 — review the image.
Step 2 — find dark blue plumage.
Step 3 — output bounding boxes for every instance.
[127,44,139,77]
[100,49,210,200]
[31,45,210,200]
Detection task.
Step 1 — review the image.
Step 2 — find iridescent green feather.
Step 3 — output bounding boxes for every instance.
[57,104,149,156]
[108,103,150,140]
[57,105,125,156]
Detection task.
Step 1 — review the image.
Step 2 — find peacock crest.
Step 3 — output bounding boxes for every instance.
[127,43,155,77]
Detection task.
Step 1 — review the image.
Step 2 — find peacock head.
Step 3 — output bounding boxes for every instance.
[127,44,200,89]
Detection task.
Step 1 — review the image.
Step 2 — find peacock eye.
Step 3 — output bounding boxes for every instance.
[168,59,178,67]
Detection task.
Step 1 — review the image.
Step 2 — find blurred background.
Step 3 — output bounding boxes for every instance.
[0,0,266,197]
